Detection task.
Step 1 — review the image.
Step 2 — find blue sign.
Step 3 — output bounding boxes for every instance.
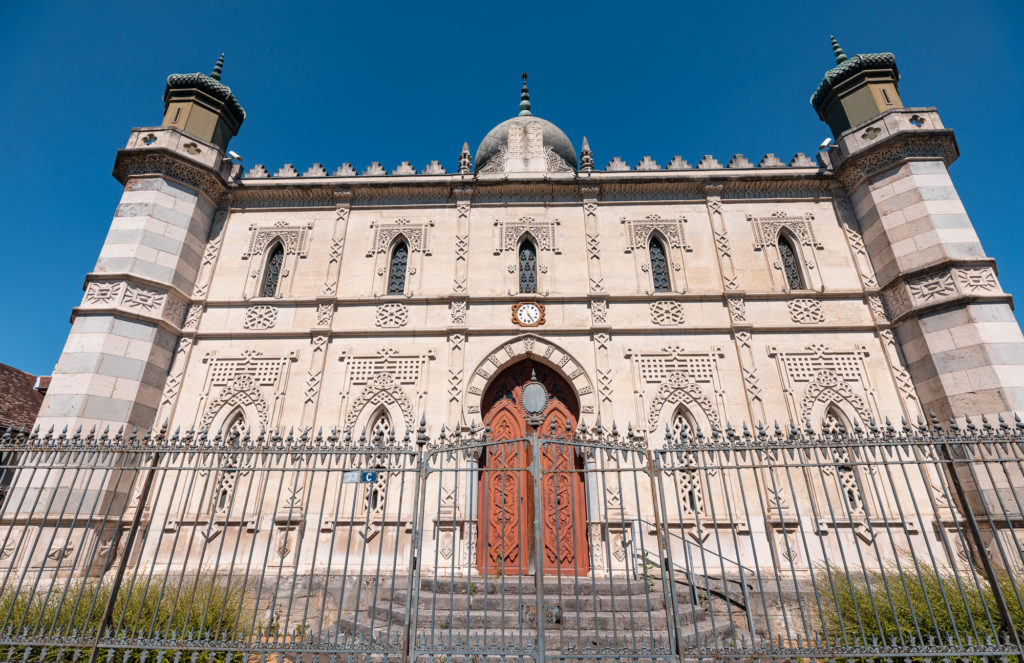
[342,470,379,484]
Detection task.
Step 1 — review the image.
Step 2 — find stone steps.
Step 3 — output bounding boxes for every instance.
[391,588,671,612]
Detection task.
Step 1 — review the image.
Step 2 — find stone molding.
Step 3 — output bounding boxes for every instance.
[77,275,189,331]
[463,335,597,418]
[881,263,1007,323]
[832,130,958,192]
[113,148,228,203]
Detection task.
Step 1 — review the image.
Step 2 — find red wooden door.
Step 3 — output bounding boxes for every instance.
[477,362,590,576]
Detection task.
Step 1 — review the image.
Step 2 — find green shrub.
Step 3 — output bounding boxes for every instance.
[817,562,1024,658]
[0,575,258,662]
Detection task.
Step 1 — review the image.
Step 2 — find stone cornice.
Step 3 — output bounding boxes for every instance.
[834,131,958,192]
[227,168,834,209]
[113,147,229,203]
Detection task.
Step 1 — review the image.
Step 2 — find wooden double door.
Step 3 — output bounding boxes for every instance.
[476,361,590,576]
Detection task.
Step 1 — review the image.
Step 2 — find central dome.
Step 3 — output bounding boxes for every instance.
[475,116,578,172]
[473,74,577,174]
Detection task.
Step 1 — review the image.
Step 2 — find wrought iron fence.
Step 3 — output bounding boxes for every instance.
[0,414,1022,661]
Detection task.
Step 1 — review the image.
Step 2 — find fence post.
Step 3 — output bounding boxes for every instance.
[87,447,161,663]
[646,449,684,663]
[938,436,1024,654]
[530,430,547,663]
[402,418,430,663]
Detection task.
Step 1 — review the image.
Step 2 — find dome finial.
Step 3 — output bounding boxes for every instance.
[211,53,225,81]
[519,71,532,116]
[830,36,847,65]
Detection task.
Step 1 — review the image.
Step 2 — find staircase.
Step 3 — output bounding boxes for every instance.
[336,575,738,658]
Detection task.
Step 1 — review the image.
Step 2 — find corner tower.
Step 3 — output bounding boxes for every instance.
[820,38,1024,419]
[35,56,244,431]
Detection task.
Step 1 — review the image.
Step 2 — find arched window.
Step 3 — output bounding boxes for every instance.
[822,405,864,516]
[214,412,246,513]
[387,240,408,295]
[260,242,284,297]
[649,236,671,293]
[369,410,393,444]
[777,234,805,290]
[671,407,704,517]
[519,239,537,293]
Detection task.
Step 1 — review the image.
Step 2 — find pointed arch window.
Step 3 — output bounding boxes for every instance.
[670,407,704,517]
[213,411,246,513]
[823,405,864,516]
[366,411,392,513]
[519,239,537,294]
[649,236,671,293]
[778,234,805,290]
[387,240,408,295]
[260,242,284,297]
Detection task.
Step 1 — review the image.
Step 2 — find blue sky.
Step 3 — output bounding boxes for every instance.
[1,1,1022,376]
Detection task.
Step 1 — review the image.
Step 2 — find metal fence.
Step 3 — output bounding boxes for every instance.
[0,414,1023,661]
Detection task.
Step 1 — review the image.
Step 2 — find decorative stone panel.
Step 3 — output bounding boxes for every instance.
[624,345,726,433]
[241,221,311,259]
[375,303,409,328]
[243,306,278,330]
[748,211,822,250]
[81,279,187,329]
[621,215,691,253]
[367,218,434,255]
[881,265,1003,322]
[493,217,561,254]
[650,301,685,325]
[788,299,824,324]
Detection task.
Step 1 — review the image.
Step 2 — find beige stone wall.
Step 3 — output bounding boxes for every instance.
[157,176,920,440]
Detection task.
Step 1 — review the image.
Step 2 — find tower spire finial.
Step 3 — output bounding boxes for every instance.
[211,53,225,81]
[830,36,847,65]
[519,71,532,116]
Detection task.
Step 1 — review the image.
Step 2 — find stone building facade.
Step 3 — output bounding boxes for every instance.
[22,43,1024,579]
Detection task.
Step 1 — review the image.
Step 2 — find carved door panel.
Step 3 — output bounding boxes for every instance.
[539,405,590,576]
[477,361,589,576]
[477,401,530,575]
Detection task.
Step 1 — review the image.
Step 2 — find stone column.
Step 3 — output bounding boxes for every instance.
[832,108,1024,420]
[37,127,230,432]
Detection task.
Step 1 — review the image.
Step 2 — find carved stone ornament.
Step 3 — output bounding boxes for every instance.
[835,132,958,191]
[621,215,691,252]
[954,267,997,292]
[788,299,824,324]
[199,350,297,430]
[316,303,334,327]
[591,299,608,325]
[242,221,311,259]
[368,218,433,255]
[727,297,746,323]
[375,303,409,328]
[748,211,822,249]
[650,300,685,325]
[494,217,560,254]
[450,299,467,326]
[647,372,721,433]
[907,271,956,305]
[113,151,227,199]
[242,305,277,330]
[344,373,416,430]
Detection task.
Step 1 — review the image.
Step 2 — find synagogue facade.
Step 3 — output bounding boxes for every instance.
[22,42,1024,580]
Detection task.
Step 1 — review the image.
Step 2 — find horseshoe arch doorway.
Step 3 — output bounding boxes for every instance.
[476,360,590,576]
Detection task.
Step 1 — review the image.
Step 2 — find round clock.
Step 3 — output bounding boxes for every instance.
[513,302,544,326]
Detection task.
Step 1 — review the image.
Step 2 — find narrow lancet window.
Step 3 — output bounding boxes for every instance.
[260,243,284,297]
[778,235,805,290]
[387,240,408,295]
[649,236,670,292]
[519,239,537,293]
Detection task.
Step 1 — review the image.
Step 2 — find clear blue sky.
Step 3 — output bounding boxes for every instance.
[2,1,1022,376]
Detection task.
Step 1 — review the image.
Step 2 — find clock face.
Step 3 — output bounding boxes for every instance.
[515,303,542,325]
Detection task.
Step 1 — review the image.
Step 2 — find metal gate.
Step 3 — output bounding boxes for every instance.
[408,423,678,662]
[1,415,1024,662]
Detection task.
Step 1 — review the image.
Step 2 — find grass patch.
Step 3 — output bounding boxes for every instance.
[817,562,1024,656]
[0,575,258,662]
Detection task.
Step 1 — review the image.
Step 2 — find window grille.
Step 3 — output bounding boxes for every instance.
[823,407,864,516]
[671,408,703,516]
[260,244,284,297]
[367,412,392,513]
[214,413,246,513]
[649,236,670,292]
[778,235,805,290]
[387,241,408,295]
[519,240,537,293]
